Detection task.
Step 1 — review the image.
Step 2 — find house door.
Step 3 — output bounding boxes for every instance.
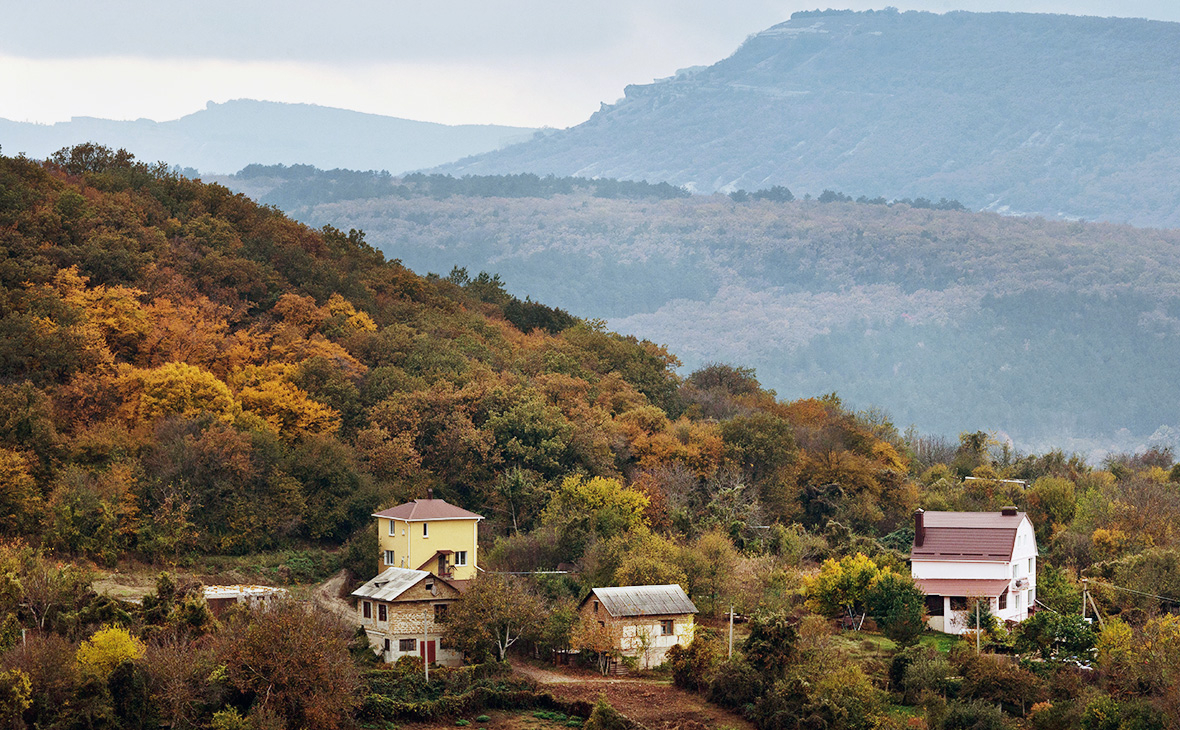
[419,640,436,663]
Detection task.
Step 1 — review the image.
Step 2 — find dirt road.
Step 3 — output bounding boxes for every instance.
[313,570,361,626]
[512,660,755,730]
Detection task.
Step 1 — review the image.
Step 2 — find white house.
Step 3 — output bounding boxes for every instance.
[910,508,1038,634]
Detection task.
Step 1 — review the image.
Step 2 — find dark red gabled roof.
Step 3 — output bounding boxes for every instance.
[911,510,1034,563]
[372,498,483,521]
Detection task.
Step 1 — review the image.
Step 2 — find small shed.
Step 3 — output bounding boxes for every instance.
[578,584,698,669]
[202,585,288,616]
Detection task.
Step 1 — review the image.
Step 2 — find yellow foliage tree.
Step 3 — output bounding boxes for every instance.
[543,475,650,539]
[236,372,341,440]
[140,362,241,423]
[806,552,895,618]
[0,448,40,536]
[76,625,145,680]
[326,293,377,332]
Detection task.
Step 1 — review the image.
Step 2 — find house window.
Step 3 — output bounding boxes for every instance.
[434,604,449,622]
[399,638,416,652]
[454,551,467,566]
[998,591,1008,610]
[423,522,429,537]
[389,520,395,536]
[1012,564,1018,578]
[598,621,605,628]
[363,601,372,619]
[950,596,967,611]
[383,638,391,653]
[593,601,599,614]
[925,595,944,616]
[1029,558,1034,572]
[384,550,395,566]
[378,604,388,622]
[660,620,674,636]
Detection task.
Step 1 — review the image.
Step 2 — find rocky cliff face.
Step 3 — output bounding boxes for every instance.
[438,9,1180,228]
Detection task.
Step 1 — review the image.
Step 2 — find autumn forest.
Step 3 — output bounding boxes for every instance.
[2,146,1180,730]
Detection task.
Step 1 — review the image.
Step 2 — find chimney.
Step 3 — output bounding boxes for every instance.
[913,509,925,547]
[1001,505,1017,516]
[427,488,434,500]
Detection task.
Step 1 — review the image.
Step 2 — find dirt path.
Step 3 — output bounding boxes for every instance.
[512,660,755,730]
[313,570,361,626]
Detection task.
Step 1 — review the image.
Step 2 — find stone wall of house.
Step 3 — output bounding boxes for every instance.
[578,600,695,668]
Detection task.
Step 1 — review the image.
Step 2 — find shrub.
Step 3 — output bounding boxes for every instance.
[706,658,764,709]
[901,650,954,704]
[666,634,719,693]
[76,625,145,680]
[584,697,628,730]
[742,611,797,676]
[942,699,1005,730]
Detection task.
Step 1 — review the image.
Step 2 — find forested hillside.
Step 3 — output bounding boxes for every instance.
[0,144,922,563]
[437,9,1180,228]
[11,146,1180,730]
[260,169,1180,453]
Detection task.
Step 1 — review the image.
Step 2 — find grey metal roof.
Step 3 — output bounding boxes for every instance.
[351,567,430,602]
[590,584,698,617]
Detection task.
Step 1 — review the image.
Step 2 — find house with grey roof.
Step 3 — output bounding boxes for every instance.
[911,508,1038,634]
[578,584,698,670]
[352,566,465,666]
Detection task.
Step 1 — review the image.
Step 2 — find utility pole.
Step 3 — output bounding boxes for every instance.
[975,601,980,652]
[1082,578,1088,621]
[728,605,734,658]
[423,609,430,682]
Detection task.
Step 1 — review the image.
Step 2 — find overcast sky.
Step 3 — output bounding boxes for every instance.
[2,1,1177,128]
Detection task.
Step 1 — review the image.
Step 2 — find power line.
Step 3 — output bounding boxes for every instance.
[1087,579,1180,605]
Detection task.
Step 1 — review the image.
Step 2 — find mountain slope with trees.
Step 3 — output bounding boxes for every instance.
[267,170,1180,452]
[0,144,921,565]
[437,9,1180,228]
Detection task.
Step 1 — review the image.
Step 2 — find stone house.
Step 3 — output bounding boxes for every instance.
[578,584,697,669]
[911,507,1038,634]
[372,494,482,580]
[352,566,465,666]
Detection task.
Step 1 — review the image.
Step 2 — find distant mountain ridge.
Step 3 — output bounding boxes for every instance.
[257,165,1180,455]
[0,99,536,174]
[436,9,1180,228]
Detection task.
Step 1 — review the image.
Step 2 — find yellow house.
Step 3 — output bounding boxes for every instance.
[373,495,483,581]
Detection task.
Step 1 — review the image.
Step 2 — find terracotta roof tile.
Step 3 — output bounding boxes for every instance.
[372,498,483,521]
